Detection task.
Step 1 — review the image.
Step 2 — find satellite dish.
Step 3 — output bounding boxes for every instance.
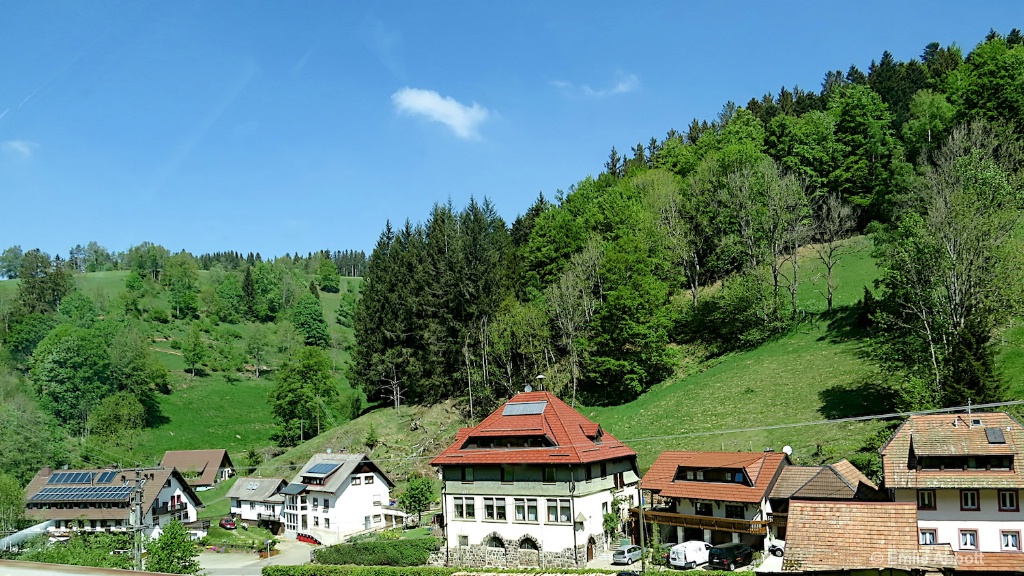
[524,384,533,392]
[782,445,793,455]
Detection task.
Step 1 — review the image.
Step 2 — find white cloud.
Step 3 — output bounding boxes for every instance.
[391,87,489,139]
[552,73,640,98]
[1,140,38,158]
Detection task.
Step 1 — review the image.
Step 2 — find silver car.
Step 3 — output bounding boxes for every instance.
[612,544,643,565]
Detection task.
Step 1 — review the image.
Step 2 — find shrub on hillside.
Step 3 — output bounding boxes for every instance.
[679,271,792,354]
[146,307,171,324]
[312,538,440,567]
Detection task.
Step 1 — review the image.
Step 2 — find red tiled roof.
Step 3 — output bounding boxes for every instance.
[429,391,636,466]
[783,501,957,572]
[955,551,1024,572]
[641,451,788,503]
[881,412,1024,489]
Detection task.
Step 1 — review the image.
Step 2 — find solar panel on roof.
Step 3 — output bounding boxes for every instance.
[307,463,340,475]
[986,427,1007,444]
[502,401,548,416]
[97,471,118,483]
[30,485,134,503]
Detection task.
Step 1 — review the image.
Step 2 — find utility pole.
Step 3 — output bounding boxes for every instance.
[638,488,647,574]
[131,467,144,571]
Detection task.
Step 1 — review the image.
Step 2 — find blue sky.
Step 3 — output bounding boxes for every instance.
[0,1,1019,259]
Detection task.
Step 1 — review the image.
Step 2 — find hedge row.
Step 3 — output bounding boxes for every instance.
[263,567,455,576]
[311,538,442,566]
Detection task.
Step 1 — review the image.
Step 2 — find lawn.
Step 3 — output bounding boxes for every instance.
[132,373,277,465]
[197,476,238,520]
[588,236,888,471]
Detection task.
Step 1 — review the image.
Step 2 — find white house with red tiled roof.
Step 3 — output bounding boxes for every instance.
[641,450,789,551]
[881,411,1024,569]
[430,391,639,569]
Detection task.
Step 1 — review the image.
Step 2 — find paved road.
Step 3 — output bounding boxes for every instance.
[198,540,315,576]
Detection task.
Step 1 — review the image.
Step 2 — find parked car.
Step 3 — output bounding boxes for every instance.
[768,540,785,557]
[612,545,643,565]
[669,540,712,569]
[616,572,641,576]
[218,517,236,530]
[707,542,754,571]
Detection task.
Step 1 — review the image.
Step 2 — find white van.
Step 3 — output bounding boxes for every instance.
[669,540,712,569]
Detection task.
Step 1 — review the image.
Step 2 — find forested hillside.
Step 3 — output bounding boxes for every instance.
[351,30,1024,418]
[1,28,1023,522]
[0,246,366,498]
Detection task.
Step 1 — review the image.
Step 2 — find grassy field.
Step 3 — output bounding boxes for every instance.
[132,374,278,465]
[256,400,468,491]
[589,235,885,470]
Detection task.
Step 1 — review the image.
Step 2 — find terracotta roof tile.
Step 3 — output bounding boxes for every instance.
[881,412,1024,489]
[641,451,788,503]
[783,501,957,572]
[770,466,821,499]
[830,458,878,491]
[430,392,636,467]
[955,551,1024,571]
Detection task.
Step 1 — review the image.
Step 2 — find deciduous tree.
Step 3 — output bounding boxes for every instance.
[145,519,201,574]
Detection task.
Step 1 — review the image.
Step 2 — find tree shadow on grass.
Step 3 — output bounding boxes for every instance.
[817,304,871,345]
[818,376,894,420]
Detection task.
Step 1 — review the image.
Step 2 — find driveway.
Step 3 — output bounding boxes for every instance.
[197,539,314,576]
[755,549,784,573]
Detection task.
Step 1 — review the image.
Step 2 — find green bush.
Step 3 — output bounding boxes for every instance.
[145,307,171,324]
[264,566,454,576]
[312,538,441,566]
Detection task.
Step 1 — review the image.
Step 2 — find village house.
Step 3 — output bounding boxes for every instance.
[226,477,287,532]
[159,449,234,490]
[430,390,640,569]
[23,467,204,539]
[641,450,789,551]
[880,411,1024,570]
[279,452,403,545]
[767,458,882,539]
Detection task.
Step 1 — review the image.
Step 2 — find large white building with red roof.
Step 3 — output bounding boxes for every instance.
[430,391,639,569]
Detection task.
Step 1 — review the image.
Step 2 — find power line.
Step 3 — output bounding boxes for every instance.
[245,399,1024,472]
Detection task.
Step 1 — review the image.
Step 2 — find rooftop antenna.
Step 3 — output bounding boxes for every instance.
[535,374,545,392]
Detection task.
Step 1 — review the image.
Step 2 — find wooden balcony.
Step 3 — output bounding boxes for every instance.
[632,508,771,536]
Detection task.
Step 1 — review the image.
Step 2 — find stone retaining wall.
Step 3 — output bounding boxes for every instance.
[429,531,608,569]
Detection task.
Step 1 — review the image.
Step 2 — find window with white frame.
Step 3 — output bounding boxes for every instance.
[484,498,506,521]
[920,529,936,545]
[961,490,979,511]
[323,499,330,511]
[1002,531,1021,551]
[514,498,537,522]
[547,499,571,523]
[1000,490,1019,512]
[917,489,936,510]
[325,517,330,529]
[453,497,474,519]
[960,530,978,550]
